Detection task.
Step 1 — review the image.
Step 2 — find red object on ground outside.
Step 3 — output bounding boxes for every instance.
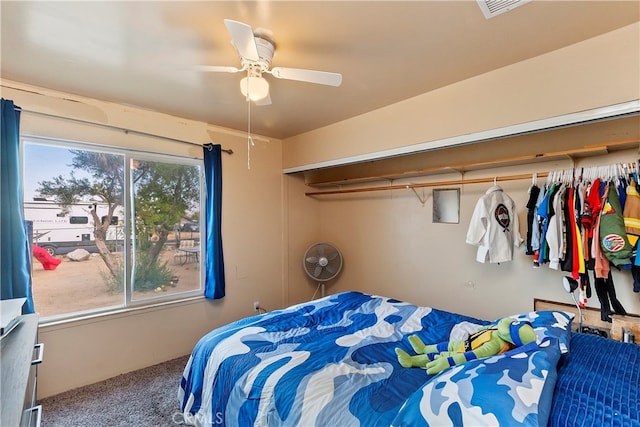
[32,245,62,270]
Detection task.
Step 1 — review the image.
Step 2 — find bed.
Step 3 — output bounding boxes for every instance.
[178,291,640,426]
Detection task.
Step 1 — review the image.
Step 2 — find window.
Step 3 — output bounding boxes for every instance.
[69,216,89,224]
[102,215,119,225]
[23,138,203,320]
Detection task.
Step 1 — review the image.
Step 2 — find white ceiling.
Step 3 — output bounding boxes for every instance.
[1,1,638,140]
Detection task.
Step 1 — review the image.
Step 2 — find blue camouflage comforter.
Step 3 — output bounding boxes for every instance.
[179,291,569,426]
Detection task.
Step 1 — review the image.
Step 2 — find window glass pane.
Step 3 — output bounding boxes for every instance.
[130,158,201,300]
[69,216,89,224]
[23,143,126,318]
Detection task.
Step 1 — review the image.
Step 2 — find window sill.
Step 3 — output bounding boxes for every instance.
[38,293,206,329]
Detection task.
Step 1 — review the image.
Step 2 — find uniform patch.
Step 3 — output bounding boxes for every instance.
[602,201,616,215]
[494,204,510,231]
[602,234,626,252]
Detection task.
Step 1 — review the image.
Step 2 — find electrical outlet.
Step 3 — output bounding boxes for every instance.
[253,301,260,312]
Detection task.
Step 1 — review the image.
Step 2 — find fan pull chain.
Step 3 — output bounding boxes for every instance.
[246,92,255,170]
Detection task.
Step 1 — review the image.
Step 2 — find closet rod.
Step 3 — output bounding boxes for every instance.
[305,172,551,196]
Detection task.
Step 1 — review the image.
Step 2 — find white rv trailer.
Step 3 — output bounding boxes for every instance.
[24,199,124,255]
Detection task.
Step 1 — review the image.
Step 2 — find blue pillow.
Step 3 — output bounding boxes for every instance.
[508,310,573,353]
[391,338,563,427]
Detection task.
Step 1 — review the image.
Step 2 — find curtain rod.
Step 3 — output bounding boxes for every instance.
[5,94,232,154]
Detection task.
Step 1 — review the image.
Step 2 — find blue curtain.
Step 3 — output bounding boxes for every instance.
[1,99,35,314]
[203,144,225,299]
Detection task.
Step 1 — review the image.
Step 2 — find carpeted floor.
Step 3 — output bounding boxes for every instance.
[39,355,190,426]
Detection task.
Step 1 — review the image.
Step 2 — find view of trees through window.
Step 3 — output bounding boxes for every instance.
[23,140,202,319]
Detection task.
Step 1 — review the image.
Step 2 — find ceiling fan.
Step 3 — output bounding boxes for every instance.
[198,19,343,105]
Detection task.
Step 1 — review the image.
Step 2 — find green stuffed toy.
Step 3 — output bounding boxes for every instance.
[395,318,537,375]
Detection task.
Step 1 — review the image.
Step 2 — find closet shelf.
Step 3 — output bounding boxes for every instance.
[304,139,639,197]
[305,172,551,196]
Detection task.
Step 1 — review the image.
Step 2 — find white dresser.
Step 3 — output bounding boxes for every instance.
[1,314,43,426]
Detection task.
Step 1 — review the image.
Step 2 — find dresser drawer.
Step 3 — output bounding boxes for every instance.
[21,342,43,426]
[1,315,42,427]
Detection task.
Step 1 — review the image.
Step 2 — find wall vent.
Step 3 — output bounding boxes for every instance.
[476,0,531,19]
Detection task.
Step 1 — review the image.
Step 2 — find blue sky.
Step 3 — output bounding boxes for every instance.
[23,143,76,201]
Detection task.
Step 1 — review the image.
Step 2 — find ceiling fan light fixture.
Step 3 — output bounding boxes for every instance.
[240,75,269,101]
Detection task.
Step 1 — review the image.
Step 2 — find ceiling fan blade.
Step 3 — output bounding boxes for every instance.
[193,65,241,73]
[313,265,323,278]
[270,67,342,87]
[224,19,260,61]
[306,256,319,264]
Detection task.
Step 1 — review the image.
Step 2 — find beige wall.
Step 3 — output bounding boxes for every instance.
[283,23,640,170]
[282,24,640,319]
[1,82,286,398]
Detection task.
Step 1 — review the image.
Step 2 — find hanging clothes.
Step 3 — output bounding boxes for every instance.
[599,181,633,267]
[561,187,575,274]
[592,184,611,280]
[629,176,640,293]
[570,186,587,280]
[525,165,638,314]
[631,263,640,293]
[525,184,540,256]
[546,185,565,270]
[466,185,523,264]
[534,185,547,249]
[594,271,627,322]
[531,184,547,267]
[580,181,594,265]
[623,177,640,247]
[537,184,555,265]
[580,272,592,301]
[586,178,603,228]
[585,178,604,271]
[617,176,628,211]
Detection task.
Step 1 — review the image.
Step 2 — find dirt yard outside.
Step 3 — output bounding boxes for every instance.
[32,247,201,319]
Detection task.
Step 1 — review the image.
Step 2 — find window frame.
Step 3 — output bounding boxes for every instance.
[125,150,205,307]
[22,135,205,322]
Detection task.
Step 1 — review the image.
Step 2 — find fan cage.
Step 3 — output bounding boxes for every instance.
[303,242,343,282]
